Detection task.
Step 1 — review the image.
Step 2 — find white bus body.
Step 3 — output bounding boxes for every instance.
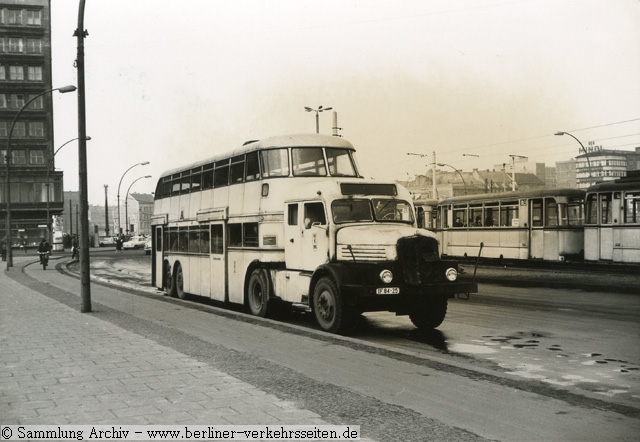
[151,134,476,333]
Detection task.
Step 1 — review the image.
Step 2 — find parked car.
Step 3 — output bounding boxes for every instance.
[144,238,152,255]
[123,235,147,250]
[98,236,115,247]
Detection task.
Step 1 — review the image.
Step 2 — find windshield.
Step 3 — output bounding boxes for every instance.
[331,199,414,224]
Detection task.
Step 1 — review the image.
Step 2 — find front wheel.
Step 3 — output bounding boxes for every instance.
[409,295,448,330]
[246,269,270,317]
[313,277,350,334]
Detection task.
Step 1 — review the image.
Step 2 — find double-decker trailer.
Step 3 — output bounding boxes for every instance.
[151,134,476,334]
[585,171,640,263]
[433,188,585,261]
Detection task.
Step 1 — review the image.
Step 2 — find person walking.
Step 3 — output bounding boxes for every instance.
[115,235,123,253]
[71,235,79,262]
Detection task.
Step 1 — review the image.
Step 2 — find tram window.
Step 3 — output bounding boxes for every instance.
[500,202,518,227]
[567,199,584,226]
[470,205,483,227]
[245,151,260,181]
[201,230,210,253]
[211,225,223,254]
[545,199,558,227]
[484,206,497,227]
[453,206,467,227]
[169,229,178,251]
[531,199,543,227]
[292,147,327,176]
[624,192,640,224]
[440,207,448,229]
[202,164,214,190]
[171,173,181,196]
[180,174,191,194]
[178,230,188,252]
[261,148,290,177]
[585,194,598,224]
[600,193,613,224]
[288,204,298,226]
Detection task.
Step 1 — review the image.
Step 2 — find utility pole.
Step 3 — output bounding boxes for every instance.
[104,185,109,236]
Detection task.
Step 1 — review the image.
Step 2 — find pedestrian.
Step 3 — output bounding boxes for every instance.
[37,237,50,266]
[115,235,123,253]
[71,235,79,262]
[1,240,6,262]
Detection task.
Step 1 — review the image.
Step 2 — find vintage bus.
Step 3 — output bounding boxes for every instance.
[151,134,477,334]
[432,188,585,261]
[584,171,640,263]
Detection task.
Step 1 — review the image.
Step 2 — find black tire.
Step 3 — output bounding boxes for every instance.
[409,295,448,330]
[165,262,177,297]
[174,263,187,299]
[313,277,350,334]
[246,269,270,317]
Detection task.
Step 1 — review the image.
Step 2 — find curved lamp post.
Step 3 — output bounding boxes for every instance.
[437,163,467,195]
[4,85,76,269]
[117,161,149,235]
[124,175,151,235]
[46,136,91,248]
[555,131,592,186]
[304,105,332,134]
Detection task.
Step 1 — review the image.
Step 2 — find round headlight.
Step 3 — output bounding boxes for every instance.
[445,267,458,282]
[380,269,393,284]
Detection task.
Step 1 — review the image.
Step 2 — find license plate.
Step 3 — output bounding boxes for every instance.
[376,287,400,295]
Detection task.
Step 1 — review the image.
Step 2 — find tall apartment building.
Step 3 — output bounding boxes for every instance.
[1,0,61,248]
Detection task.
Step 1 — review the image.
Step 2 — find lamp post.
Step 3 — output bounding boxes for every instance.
[555,131,592,187]
[117,161,149,235]
[437,163,467,195]
[46,136,90,249]
[508,155,526,191]
[4,85,76,270]
[304,106,332,134]
[124,175,151,235]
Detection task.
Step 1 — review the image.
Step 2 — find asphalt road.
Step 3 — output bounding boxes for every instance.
[38,249,640,441]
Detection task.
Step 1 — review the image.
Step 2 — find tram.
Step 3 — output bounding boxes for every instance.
[430,188,585,261]
[584,170,640,263]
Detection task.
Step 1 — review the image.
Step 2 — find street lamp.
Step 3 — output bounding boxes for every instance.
[46,136,91,249]
[555,131,592,186]
[4,85,77,269]
[304,105,332,134]
[508,154,526,192]
[437,163,467,195]
[117,161,149,235]
[124,175,151,235]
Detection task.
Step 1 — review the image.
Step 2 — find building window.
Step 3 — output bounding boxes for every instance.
[13,122,26,137]
[5,9,23,25]
[30,150,44,165]
[9,65,24,80]
[29,122,44,137]
[0,64,5,80]
[0,95,6,108]
[26,39,42,54]
[9,94,25,109]
[27,66,42,81]
[29,95,43,110]
[12,150,27,165]
[26,10,42,26]
[8,38,23,53]
[0,122,7,137]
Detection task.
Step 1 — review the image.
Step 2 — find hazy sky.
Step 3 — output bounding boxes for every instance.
[48,0,640,204]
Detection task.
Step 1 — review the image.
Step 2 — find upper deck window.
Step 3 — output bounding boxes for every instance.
[326,148,357,177]
[292,148,327,176]
[261,148,289,177]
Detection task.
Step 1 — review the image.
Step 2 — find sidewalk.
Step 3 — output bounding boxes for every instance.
[0,256,335,428]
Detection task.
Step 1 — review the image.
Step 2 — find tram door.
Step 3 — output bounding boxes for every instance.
[209,223,227,302]
[598,193,614,260]
[529,199,544,259]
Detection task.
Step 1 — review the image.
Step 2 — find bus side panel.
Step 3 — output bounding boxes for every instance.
[542,230,560,260]
[584,227,599,261]
[530,229,544,259]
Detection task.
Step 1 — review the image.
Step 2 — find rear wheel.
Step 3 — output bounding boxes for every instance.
[313,277,350,334]
[174,263,187,299]
[409,295,448,330]
[246,269,270,317]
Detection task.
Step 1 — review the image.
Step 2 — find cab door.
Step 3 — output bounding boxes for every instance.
[152,225,164,289]
[284,201,329,271]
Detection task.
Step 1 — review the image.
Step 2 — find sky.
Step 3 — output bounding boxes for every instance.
[48,0,640,205]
